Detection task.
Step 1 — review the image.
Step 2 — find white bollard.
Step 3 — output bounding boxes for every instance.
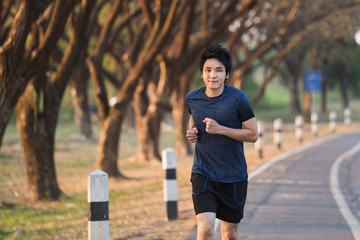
[329,111,337,133]
[344,108,351,126]
[295,115,304,143]
[311,112,319,136]
[88,169,109,240]
[162,148,178,220]
[273,118,283,150]
[255,121,264,158]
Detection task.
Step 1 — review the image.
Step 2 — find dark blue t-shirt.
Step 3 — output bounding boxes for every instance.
[185,85,255,182]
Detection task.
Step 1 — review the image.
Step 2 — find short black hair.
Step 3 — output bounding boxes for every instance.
[199,44,232,77]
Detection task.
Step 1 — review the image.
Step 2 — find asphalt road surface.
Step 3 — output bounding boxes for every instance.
[187,132,360,240]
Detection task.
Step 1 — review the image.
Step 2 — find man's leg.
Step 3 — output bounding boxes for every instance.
[196,212,216,240]
[220,220,239,240]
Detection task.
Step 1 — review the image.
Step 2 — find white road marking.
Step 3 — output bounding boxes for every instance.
[330,142,360,240]
[298,180,314,185]
[275,179,296,185]
[276,193,306,200]
[252,178,323,186]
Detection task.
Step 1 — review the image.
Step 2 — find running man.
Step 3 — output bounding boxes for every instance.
[186,44,258,240]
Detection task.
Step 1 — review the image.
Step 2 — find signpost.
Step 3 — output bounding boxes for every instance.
[305,71,322,115]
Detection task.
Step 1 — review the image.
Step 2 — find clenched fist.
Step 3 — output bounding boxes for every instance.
[203,118,222,134]
[186,127,199,143]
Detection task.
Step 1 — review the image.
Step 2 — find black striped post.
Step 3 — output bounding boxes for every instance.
[273,118,283,150]
[88,169,109,240]
[162,148,178,220]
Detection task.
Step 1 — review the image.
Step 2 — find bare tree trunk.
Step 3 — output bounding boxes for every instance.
[321,77,327,112]
[16,80,62,201]
[133,79,152,162]
[135,60,170,162]
[70,50,92,139]
[288,76,302,114]
[232,68,246,90]
[303,92,311,121]
[282,52,303,114]
[14,0,95,201]
[88,57,126,175]
[338,76,349,108]
[133,79,149,151]
[136,110,164,162]
[96,109,124,177]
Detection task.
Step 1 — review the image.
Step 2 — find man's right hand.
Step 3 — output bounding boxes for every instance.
[186,127,199,143]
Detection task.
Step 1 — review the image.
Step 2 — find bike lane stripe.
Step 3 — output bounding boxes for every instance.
[330,142,360,240]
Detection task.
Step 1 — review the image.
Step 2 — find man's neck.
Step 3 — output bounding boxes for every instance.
[204,86,224,97]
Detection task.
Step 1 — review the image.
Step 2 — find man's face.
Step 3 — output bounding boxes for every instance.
[202,58,229,94]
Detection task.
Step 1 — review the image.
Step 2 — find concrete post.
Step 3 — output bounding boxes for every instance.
[273,118,283,150]
[88,169,109,240]
[329,111,337,133]
[344,108,351,126]
[255,121,264,158]
[311,112,319,136]
[295,115,304,143]
[162,148,178,220]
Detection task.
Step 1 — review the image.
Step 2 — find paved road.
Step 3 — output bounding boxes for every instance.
[187,132,360,240]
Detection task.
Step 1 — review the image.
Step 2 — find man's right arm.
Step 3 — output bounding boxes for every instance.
[186,115,198,143]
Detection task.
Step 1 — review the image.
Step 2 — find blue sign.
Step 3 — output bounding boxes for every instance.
[305,71,322,92]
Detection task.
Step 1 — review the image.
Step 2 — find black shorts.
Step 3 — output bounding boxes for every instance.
[190,173,248,223]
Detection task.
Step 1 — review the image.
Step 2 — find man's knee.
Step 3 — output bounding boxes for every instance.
[221,222,239,240]
[196,212,216,239]
[221,230,238,240]
[198,222,214,239]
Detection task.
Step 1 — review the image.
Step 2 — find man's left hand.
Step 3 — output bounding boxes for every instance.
[203,118,223,135]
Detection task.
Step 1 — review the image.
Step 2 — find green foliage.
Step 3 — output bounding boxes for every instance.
[242,70,261,101]
[2,124,18,144]
[321,39,360,96]
[57,107,74,123]
[252,78,295,122]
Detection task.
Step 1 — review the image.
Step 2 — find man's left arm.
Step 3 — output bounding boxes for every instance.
[203,117,258,143]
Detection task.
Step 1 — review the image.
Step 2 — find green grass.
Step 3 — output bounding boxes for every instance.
[0,197,88,239]
[2,121,18,143]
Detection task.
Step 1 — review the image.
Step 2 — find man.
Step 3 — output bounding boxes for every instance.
[186,44,258,240]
